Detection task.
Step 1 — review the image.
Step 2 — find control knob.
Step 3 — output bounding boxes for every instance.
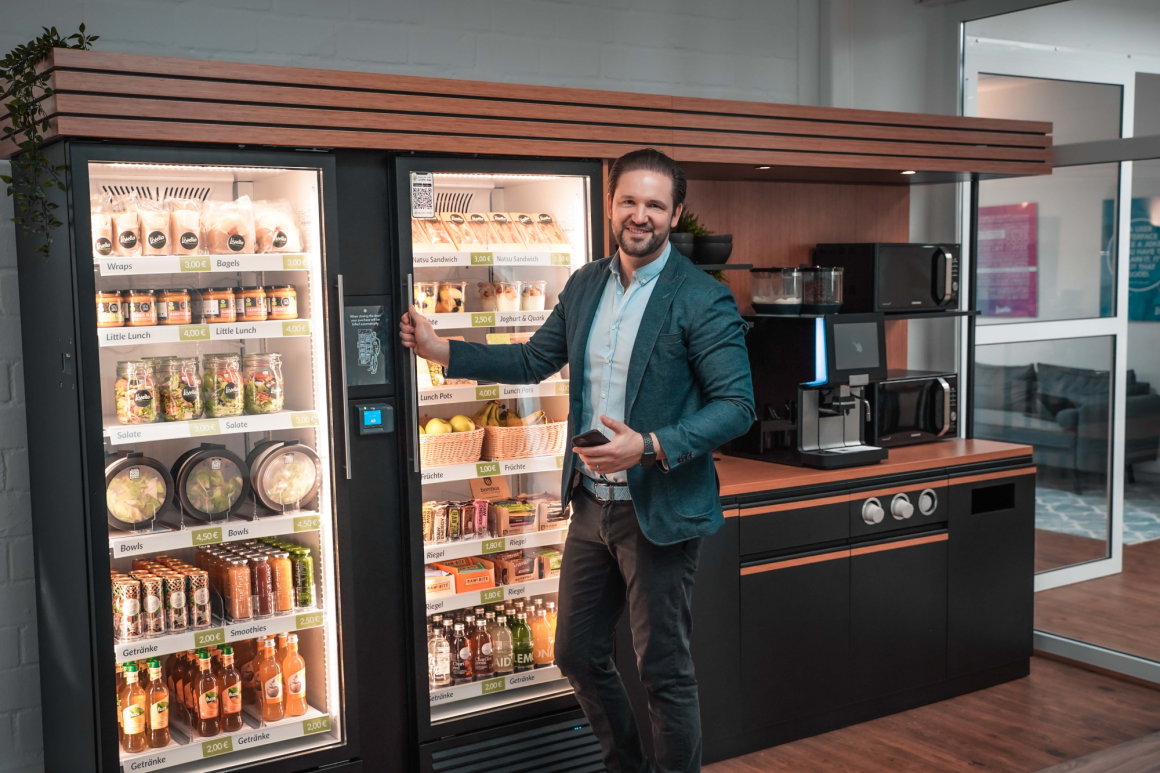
[891,493,914,520]
[861,497,885,525]
[918,488,938,516]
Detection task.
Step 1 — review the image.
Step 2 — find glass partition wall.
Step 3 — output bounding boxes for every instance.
[965,13,1160,681]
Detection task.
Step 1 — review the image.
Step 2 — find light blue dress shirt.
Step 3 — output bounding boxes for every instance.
[577,242,671,483]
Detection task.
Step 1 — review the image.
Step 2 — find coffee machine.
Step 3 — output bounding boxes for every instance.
[726,313,889,469]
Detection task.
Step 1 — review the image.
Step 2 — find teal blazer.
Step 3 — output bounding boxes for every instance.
[446,250,756,545]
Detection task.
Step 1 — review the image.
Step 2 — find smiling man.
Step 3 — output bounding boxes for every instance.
[400,148,755,773]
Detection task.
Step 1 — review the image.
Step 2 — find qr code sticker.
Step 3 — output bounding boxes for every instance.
[410,172,434,218]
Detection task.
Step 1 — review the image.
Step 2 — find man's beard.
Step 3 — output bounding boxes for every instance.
[616,221,668,258]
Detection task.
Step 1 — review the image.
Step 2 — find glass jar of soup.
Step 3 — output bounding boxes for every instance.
[265,285,298,320]
[126,289,158,327]
[115,360,159,425]
[201,354,244,418]
[235,286,267,322]
[96,291,124,328]
[157,289,192,325]
[199,288,236,324]
[242,353,284,415]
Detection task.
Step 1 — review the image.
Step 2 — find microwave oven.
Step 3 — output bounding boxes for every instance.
[866,371,958,448]
[814,242,959,313]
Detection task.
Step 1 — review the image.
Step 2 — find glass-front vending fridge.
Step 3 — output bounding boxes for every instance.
[392,157,602,742]
[15,144,357,773]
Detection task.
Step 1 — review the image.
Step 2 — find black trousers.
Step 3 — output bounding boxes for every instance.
[555,486,704,773]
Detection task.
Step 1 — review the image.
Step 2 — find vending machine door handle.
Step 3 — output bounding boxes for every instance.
[407,273,420,473]
[337,274,353,480]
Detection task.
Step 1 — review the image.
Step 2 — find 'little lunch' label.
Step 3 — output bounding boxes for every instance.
[178,324,211,341]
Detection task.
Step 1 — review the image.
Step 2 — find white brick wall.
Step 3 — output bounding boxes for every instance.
[0,1,823,769]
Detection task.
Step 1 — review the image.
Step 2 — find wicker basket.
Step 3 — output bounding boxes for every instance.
[420,427,484,467]
[482,420,568,461]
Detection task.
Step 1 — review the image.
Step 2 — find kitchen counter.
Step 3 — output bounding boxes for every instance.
[714,438,1033,498]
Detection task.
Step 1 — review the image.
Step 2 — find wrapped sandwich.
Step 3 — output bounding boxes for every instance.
[166,197,203,255]
[488,213,525,247]
[466,213,501,245]
[534,213,568,245]
[413,216,456,248]
[510,213,550,246]
[252,198,303,253]
[110,194,142,257]
[203,196,256,255]
[136,197,171,256]
[90,193,114,257]
[440,213,485,249]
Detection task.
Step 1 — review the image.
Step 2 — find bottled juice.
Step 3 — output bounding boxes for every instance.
[146,660,170,748]
[246,637,267,705]
[258,637,286,723]
[491,615,514,676]
[120,663,148,753]
[531,609,554,668]
[275,632,289,671]
[429,625,451,688]
[470,617,494,681]
[545,601,557,630]
[282,635,307,717]
[512,613,534,673]
[115,663,126,744]
[450,623,472,685]
[219,646,244,732]
[194,652,220,738]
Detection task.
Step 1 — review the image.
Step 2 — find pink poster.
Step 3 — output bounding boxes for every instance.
[978,203,1038,318]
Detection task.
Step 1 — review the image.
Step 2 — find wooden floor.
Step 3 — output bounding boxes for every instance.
[1036,538,1160,662]
[1039,731,1160,772]
[704,657,1160,773]
[1036,529,1108,573]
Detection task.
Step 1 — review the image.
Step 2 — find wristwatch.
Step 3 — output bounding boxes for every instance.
[640,433,657,467]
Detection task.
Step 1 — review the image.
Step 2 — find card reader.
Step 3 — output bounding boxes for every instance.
[357,402,394,435]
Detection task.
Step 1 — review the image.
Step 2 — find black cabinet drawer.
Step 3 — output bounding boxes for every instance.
[848,477,949,539]
[739,548,851,731]
[947,469,1035,677]
[738,494,850,555]
[850,531,948,701]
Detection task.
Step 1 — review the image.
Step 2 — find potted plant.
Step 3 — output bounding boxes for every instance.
[673,210,731,266]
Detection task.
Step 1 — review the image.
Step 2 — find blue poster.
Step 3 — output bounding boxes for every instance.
[1107,198,1160,321]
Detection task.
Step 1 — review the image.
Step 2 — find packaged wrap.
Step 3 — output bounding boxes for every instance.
[252,198,304,253]
[136,197,171,256]
[90,193,114,257]
[203,196,256,255]
[166,197,204,255]
[110,194,142,257]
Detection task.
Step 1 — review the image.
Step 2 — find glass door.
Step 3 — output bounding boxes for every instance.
[403,162,597,724]
[88,156,346,770]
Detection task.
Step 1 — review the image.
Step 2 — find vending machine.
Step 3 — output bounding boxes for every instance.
[16,143,361,773]
[390,156,608,768]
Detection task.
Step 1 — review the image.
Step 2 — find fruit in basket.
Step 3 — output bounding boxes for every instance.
[522,411,548,426]
[425,418,453,434]
[419,424,426,434]
[449,415,476,433]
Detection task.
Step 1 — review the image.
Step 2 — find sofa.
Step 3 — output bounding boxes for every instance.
[974,362,1160,492]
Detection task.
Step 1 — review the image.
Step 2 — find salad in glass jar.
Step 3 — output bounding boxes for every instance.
[115,360,159,425]
[157,357,203,421]
[201,353,243,418]
[242,352,285,415]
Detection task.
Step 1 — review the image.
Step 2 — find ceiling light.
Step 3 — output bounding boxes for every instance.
[756,166,771,170]
[901,170,917,175]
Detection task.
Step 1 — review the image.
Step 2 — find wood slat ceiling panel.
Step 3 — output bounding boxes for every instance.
[0,49,1052,179]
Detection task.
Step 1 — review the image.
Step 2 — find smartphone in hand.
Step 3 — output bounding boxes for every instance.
[571,429,610,448]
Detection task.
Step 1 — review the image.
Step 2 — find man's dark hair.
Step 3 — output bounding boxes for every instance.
[607,148,687,210]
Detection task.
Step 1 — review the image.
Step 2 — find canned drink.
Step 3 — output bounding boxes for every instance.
[139,576,166,637]
[289,548,315,609]
[188,570,212,628]
[162,574,189,632]
[113,579,143,641]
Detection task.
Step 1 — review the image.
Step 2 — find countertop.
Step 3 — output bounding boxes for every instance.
[715,439,1033,498]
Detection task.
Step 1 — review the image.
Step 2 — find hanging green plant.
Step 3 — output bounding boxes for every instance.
[1,25,98,254]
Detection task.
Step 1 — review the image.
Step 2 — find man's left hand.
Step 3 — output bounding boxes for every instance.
[573,415,644,475]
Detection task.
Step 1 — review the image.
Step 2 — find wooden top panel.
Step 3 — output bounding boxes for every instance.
[0,49,1052,180]
[716,439,1033,498]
